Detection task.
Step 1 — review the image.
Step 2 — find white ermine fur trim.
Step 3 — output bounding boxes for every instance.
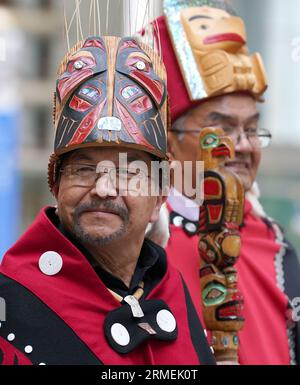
[145,203,170,248]
[245,181,267,219]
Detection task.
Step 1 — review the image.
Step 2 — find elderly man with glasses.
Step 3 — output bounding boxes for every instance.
[0,35,215,365]
[153,0,300,365]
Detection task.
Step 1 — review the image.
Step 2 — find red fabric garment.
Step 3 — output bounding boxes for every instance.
[0,208,203,365]
[166,199,291,365]
[0,337,32,365]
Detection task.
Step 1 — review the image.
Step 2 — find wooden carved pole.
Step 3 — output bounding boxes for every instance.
[198,127,245,364]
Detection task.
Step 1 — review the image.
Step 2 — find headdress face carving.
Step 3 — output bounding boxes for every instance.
[54,36,168,159]
[180,7,246,53]
[163,0,267,101]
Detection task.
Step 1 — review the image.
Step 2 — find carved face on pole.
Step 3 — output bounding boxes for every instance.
[200,264,244,331]
[198,126,234,167]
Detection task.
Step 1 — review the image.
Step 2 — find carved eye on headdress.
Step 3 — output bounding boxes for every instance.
[67,56,95,73]
[127,56,150,72]
[133,60,150,72]
[73,60,86,70]
[135,61,147,71]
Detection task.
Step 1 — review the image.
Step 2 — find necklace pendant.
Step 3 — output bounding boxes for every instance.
[124,295,144,318]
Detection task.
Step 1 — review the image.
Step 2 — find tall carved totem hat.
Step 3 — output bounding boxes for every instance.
[48,6,169,190]
[156,0,268,122]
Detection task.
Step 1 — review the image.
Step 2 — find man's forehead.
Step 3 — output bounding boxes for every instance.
[188,94,259,123]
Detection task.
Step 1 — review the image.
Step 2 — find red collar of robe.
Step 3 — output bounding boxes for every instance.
[0,207,203,365]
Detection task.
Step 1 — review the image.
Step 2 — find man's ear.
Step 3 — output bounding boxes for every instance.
[167,131,177,162]
[52,183,59,200]
[150,195,168,223]
[146,202,170,248]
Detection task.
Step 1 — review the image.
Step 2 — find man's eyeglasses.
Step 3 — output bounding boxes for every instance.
[60,164,151,190]
[170,127,272,149]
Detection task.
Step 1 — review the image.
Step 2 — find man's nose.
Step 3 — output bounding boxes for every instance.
[91,174,118,198]
[234,132,252,153]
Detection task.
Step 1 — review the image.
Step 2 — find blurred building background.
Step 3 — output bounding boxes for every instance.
[0,0,299,258]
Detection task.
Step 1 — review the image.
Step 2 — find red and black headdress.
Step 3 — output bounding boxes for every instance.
[48,35,169,190]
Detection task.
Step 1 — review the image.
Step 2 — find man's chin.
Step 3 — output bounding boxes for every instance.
[73,223,127,247]
[80,211,122,227]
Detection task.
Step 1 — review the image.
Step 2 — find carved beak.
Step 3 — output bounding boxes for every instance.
[212,135,234,159]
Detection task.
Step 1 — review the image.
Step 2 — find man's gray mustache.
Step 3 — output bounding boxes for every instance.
[74,201,129,222]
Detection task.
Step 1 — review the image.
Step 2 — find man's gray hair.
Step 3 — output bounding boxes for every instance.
[171,114,188,141]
